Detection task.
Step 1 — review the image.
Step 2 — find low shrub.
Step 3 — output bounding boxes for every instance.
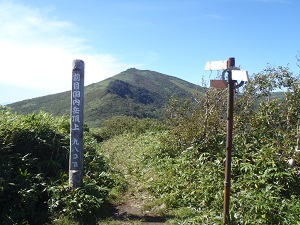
[139,66,300,223]
[0,108,125,224]
[91,116,166,141]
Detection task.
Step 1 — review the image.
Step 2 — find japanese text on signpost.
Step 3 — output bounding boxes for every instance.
[69,60,84,187]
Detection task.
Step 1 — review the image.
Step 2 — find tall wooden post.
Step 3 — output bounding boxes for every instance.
[224,57,235,224]
[207,57,248,224]
[69,59,84,188]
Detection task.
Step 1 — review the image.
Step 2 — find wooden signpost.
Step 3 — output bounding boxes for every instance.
[69,59,85,188]
[205,57,248,224]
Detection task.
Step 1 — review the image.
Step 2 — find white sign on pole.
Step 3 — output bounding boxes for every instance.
[232,70,249,82]
[204,60,228,71]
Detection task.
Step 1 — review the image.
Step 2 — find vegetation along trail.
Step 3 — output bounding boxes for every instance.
[1,65,300,224]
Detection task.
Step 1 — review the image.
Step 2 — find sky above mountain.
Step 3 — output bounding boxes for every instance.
[1,0,299,103]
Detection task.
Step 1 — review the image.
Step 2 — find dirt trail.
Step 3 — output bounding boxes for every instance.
[112,197,166,224]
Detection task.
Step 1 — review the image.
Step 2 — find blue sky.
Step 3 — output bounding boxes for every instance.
[1,0,299,104]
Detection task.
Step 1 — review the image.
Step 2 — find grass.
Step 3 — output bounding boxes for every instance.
[97,131,216,224]
[99,132,162,202]
[98,131,174,223]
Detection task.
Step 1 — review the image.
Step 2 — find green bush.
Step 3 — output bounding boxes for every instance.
[0,108,124,224]
[142,66,300,224]
[91,116,166,141]
[0,109,69,224]
[48,184,106,224]
[163,89,227,157]
[47,133,123,224]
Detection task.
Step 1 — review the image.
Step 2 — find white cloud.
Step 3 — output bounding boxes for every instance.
[0,41,131,92]
[0,1,134,102]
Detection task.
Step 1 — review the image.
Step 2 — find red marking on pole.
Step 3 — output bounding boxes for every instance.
[210,80,227,89]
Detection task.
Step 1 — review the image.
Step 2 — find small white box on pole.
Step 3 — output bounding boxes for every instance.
[232,70,249,82]
[204,60,228,70]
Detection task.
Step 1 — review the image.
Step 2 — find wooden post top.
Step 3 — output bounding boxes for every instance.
[72,59,85,70]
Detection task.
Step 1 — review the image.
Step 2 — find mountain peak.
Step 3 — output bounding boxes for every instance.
[126,67,138,71]
[8,69,202,127]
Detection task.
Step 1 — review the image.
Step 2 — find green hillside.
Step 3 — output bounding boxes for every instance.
[8,68,203,127]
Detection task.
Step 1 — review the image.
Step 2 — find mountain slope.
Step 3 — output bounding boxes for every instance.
[8,68,202,127]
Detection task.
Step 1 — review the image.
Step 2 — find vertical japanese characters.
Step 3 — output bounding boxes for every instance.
[69,60,84,176]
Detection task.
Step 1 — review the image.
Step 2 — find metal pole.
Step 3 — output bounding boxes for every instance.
[69,59,85,188]
[224,57,235,224]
